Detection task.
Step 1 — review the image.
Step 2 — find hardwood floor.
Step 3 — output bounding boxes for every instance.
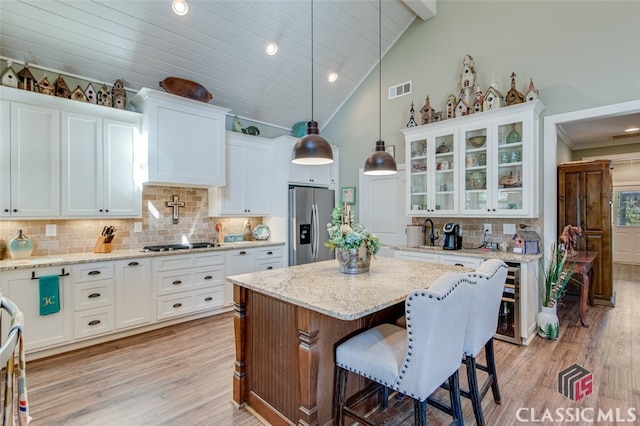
[23,265,639,425]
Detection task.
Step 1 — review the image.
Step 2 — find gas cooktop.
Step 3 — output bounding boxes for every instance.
[141,242,220,252]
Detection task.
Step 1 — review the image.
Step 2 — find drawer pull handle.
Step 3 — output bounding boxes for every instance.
[204,275,213,280]
[239,251,247,255]
[88,320,101,326]
[173,303,182,308]
[267,266,273,270]
[128,261,139,266]
[454,263,464,267]
[204,297,213,302]
[88,293,101,298]
[172,280,182,285]
[88,271,101,276]
[267,251,273,255]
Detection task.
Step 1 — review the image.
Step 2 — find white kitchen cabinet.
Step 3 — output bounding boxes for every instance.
[71,262,115,340]
[115,258,152,330]
[226,248,256,276]
[438,254,483,268]
[224,246,284,305]
[131,88,230,187]
[61,112,142,217]
[254,246,284,271]
[0,96,60,218]
[393,250,439,264]
[402,100,544,218]
[0,267,72,352]
[277,136,338,187]
[209,132,272,216]
[393,249,481,268]
[152,252,226,320]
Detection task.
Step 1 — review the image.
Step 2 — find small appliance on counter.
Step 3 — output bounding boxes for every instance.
[406,224,424,247]
[442,223,462,250]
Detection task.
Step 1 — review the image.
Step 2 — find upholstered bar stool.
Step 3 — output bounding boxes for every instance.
[333,272,476,426]
[462,259,508,426]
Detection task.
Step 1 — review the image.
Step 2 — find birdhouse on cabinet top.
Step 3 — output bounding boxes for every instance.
[420,96,435,125]
[446,94,457,119]
[459,54,476,93]
[1,61,18,88]
[97,84,112,107]
[483,82,504,112]
[526,78,539,102]
[454,96,470,118]
[112,79,126,109]
[54,75,71,98]
[17,65,37,92]
[472,85,484,113]
[38,74,55,95]
[70,85,88,102]
[505,72,525,106]
[85,83,97,104]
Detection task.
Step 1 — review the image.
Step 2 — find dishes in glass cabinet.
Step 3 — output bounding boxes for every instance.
[467,135,486,148]
[467,171,486,190]
[436,142,451,153]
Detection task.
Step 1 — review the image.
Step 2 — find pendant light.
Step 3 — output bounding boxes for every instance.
[363,0,397,176]
[292,0,334,165]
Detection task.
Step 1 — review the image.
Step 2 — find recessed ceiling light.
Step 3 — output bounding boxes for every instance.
[328,72,338,83]
[172,0,188,16]
[624,127,640,132]
[266,43,278,56]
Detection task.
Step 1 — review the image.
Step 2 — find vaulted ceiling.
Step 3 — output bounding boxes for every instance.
[0,0,435,131]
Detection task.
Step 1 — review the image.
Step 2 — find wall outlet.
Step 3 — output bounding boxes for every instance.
[134,222,143,233]
[45,224,57,237]
[503,223,516,235]
[483,224,492,235]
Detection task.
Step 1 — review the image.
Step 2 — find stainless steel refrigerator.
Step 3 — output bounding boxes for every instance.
[288,186,335,266]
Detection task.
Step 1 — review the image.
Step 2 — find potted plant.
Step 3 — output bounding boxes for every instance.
[325,203,381,274]
[537,243,575,339]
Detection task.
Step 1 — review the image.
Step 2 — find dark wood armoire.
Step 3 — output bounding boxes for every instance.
[557,160,614,306]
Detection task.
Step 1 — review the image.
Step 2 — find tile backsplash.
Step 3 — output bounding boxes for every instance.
[0,185,261,258]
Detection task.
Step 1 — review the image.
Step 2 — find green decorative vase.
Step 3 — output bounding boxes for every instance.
[8,230,33,259]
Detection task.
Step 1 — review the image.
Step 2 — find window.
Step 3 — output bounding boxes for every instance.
[616,190,640,226]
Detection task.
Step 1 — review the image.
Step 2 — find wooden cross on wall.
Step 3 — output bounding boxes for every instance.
[166,195,185,224]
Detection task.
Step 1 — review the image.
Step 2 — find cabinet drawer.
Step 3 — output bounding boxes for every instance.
[157,271,195,295]
[194,287,224,310]
[194,253,224,266]
[255,259,282,271]
[72,263,114,282]
[74,307,115,339]
[255,247,282,259]
[156,294,194,320]
[74,280,114,311]
[394,251,439,263]
[194,266,224,287]
[153,252,224,272]
[439,255,483,268]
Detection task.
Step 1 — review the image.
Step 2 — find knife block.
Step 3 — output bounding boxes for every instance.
[93,236,112,253]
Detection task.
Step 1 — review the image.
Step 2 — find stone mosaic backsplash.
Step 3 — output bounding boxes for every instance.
[0,185,261,258]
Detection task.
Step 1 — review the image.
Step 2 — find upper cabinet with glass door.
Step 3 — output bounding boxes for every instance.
[403,100,544,218]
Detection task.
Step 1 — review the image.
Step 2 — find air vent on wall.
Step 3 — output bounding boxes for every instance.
[388,81,412,99]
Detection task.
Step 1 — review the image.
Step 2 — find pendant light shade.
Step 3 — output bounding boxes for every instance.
[292,0,334,165]
[363,0,397,176]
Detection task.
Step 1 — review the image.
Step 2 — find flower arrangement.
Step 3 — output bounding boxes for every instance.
[325,203,381,256]
[542,242,576,308]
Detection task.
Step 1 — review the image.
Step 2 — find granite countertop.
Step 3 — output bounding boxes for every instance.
[0,241,285,272]
[391,245,543,263]
[227,256,472,321]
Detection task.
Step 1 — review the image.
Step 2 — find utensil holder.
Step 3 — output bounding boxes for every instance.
[93,236,112,253]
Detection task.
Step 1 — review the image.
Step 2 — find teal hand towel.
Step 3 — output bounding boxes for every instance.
[39,275,60,316]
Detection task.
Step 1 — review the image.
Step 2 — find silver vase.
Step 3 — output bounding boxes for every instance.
[337,248,370,274]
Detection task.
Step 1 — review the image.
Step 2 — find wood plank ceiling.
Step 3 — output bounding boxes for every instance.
[0,0,421,130]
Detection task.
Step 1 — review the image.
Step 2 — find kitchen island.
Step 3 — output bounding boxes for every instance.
[227,256,472,426]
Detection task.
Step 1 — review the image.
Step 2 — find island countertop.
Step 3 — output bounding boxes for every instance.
[227,256,472,321]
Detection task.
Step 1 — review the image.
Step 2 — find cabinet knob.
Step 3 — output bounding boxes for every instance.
[99,209,103,212]
[128,261,139,266]
[3,209,8,213]
[88,270,101,275]
[105,209,109,212]
[88,293,101,298]
[88,320,101,326]
[172,303,182,308]
[239,251,247,255]
[172,280,182,285]
[204,275,213,280]
[204,297,213,302]
[267,266,273,270]
[12,209,17,213]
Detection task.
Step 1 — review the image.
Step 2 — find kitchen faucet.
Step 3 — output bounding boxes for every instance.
[421,218,439,246]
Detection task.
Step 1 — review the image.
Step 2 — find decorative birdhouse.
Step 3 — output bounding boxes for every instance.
[17,65,37,92]
[505,72,525,106]
[483,83,504,112]
[511,230,541,254]
[459,54,476,93]
[454,96,470,118]
[406,102,417,128]
[54,75,71,98]
[1,61,19,88]
[70,86,88,102]
[473,85,484,113]
[85,83,97,104]
[111,79,126,109]
[420,96,435,125]
[446,94,457,119]
[97,84,112,107]
[526,78,539,102]
[38,74,54,95]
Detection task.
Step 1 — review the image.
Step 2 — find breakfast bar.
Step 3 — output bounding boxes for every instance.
[227,257,471,426]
